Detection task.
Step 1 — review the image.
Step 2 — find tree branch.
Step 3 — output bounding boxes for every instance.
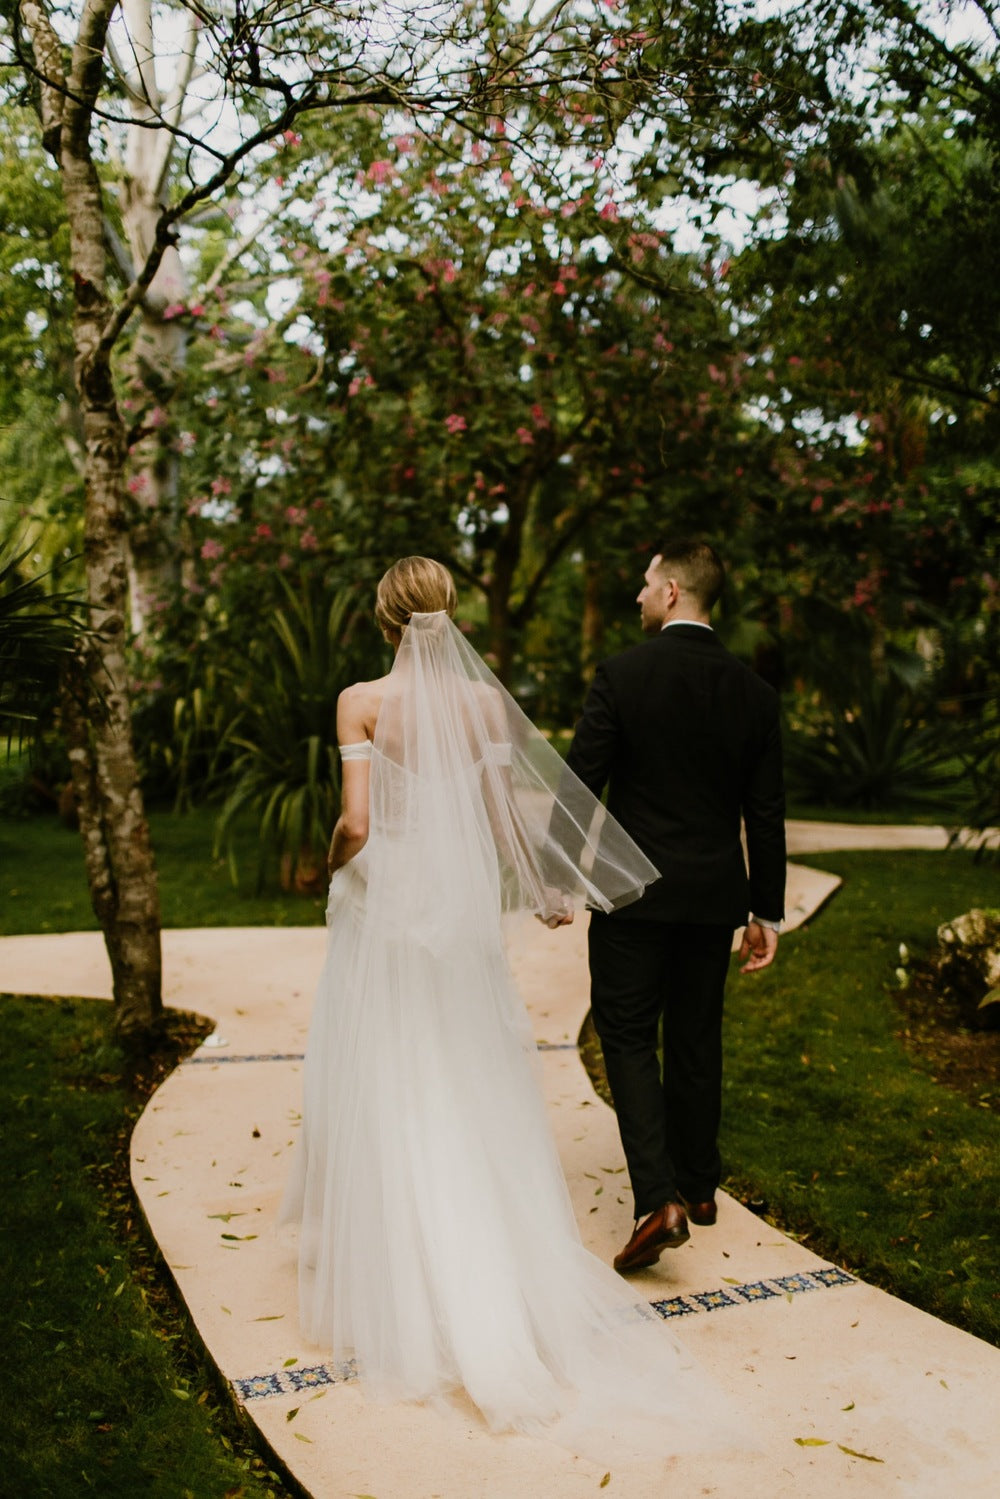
[18,0,66,154]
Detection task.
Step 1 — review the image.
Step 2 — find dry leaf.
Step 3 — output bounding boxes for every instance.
[838,1445,883,1463]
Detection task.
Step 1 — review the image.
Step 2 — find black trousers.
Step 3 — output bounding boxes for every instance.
[587,914,735,1219]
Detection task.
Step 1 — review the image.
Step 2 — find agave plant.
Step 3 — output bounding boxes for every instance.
[214,576,381,891]
[0,535,86,754]
[785,671,964,814]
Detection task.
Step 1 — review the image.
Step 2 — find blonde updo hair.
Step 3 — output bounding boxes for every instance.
[374,556,458,642]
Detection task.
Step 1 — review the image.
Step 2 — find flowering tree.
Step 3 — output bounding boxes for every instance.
[170,115,754,685]
[3,0,832,1037]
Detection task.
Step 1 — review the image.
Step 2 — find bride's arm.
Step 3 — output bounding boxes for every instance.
[327,687,370,877]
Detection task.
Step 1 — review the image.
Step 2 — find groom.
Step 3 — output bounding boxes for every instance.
[565,539,785,1273]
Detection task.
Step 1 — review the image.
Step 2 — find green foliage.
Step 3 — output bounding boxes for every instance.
[0,803,328,936]
[0,995,295,1497]
[0,534,86,752]
[0,109,81,541]
[722,849,1000,1346]
[213,577,381,888]
[784,674,963,813]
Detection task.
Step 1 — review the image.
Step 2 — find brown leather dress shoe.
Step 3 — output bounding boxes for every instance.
[613,1202,690,1273]
[682,1197,718,1227]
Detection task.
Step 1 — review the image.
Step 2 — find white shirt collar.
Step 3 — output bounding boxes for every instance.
[661,618,713,632]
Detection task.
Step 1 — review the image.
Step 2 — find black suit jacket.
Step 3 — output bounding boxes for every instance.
[566,624,785,926]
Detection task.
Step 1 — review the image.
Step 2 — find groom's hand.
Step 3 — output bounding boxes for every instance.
[738,920,778,973]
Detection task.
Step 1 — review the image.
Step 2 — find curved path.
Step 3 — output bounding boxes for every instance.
[3,828,998,1497]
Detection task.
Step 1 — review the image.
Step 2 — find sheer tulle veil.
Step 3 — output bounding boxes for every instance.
[370,610,660,928]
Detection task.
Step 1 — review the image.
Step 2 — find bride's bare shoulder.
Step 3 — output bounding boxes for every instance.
[337,676,389,742]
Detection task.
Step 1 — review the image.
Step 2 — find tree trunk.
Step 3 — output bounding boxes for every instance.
[116,0,194,634]
[580,555,603,685]
[28,0,163,1044]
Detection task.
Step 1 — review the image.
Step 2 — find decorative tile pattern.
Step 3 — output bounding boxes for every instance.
[650,1266,857,1324]
[233,1360,357,1402]
[233,1268,858,1403]
[186,1052,306,1065]
[189,1042,577,1065]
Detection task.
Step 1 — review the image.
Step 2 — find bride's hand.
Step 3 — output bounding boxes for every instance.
[536,889,574,928]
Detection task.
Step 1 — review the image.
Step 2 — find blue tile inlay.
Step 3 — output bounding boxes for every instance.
[772,1272,822,1295]
[190,1041,575,1065]
[811,1266,856,1288]
[690,1288,742,1312]
[186,1052,306,1065]
[731,1279,780,1303]
[234,1268,858,1402]
[650,1295,699,1319]
[233,1360,357,1402]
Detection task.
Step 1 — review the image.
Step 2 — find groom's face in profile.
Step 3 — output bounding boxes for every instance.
[637,555,676,635]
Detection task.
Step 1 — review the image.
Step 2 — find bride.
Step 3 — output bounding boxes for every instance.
[282,557,741,1460]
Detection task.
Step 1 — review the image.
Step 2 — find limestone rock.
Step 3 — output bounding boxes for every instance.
[934,908,1000,1028]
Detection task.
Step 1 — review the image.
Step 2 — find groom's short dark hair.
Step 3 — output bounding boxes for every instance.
[654,539,725,611]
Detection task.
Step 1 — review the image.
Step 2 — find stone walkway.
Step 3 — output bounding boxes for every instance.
[3,827,998,1497]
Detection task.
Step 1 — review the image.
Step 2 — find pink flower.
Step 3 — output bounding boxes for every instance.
[285,506,307,525]
[277,552,292,571]
[162,302,186,320]
[516,427,534,445]
[553,280,567,296]
[599,200,620,222]
[299,529,319,551]
[366,159,392,184]
[810,496,823,513]
[201,538,224,561]
[283,130,302,146]
[445,413,467,434]
[188,302,205,317]
[210,477,232,496]
[255,523,273,540]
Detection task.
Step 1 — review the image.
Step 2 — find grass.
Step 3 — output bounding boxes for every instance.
[0,803,326,936]
[0,992,297,1499]
[719,849,1000,1345]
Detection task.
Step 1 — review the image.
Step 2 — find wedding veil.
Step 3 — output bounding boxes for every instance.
[366,611,659,931]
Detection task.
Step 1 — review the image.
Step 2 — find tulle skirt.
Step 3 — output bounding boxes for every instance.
[281,848,743,1461]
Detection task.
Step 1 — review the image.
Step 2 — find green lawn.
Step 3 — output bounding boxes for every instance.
[720,849,1000,1345]
[0,803,326,936]
[0,992,295,1498]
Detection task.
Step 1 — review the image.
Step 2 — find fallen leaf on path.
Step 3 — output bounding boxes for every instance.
[838,1445,883,1463]
[794,1437,829,1447]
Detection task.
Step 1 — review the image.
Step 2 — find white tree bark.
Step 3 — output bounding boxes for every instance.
[112,0,199,634]
[23,0,164,1045]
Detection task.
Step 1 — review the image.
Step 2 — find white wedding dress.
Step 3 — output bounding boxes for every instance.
[281,613,742,1461]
